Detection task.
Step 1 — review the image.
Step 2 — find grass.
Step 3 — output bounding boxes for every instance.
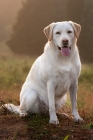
[0,55,34,90]
[0,44,93,139]
[0,56,93,139]
[0,53,36,102]
[79,64,93,84]
[0,53,93,108]
[78,64,93,109]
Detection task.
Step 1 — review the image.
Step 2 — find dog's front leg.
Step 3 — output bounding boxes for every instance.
[70,81,84,122]
[47,81,59,124]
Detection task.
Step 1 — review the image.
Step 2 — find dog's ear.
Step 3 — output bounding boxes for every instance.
[43,22,55,41]
[69,21,81,38]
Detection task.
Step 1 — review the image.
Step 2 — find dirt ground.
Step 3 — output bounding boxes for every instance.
[0,106,93,140]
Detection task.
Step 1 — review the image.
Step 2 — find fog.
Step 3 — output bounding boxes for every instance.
[0,0,22,41]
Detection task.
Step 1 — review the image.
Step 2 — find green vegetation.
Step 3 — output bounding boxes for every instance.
[79,65,93,84]
[0,55,93,109]
[0,55,92,90]
[0,55,93,139]
[0,56,35,90]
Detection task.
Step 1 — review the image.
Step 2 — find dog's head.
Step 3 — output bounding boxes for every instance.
[43,21,81,56]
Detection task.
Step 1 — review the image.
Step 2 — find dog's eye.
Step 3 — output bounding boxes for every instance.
[67,30,72,34]
[56,32,61,34]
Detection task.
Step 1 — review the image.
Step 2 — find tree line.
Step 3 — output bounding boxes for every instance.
[7,0,93,63]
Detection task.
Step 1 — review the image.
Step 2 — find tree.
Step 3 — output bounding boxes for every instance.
[7,0,67,56]
[7,0,93,62]
[66,0,93,62]
[80,0,93,62]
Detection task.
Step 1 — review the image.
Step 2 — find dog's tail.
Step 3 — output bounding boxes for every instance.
[3,103,27,116]
[3,104,20,114]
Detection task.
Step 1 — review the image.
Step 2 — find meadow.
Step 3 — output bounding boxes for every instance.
[0,46,93,139]
[0,53,93,109]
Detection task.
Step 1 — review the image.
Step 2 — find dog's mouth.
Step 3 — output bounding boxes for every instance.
[58,46,71,56]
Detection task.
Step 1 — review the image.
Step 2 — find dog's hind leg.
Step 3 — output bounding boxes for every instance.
[4,89,40,116]
[19,89,40,116]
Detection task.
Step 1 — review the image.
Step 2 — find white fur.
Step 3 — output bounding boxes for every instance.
[4,21,83,124]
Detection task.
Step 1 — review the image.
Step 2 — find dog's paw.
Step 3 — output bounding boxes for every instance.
[19,112,27,117]
[49,119,59,125]
[74,117,84,123]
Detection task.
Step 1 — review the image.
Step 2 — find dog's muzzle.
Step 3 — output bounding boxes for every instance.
[58,46,71,56]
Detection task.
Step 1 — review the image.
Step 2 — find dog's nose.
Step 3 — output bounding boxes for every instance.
[62,39,69,46]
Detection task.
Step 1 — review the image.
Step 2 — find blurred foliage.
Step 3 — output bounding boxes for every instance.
[79,65,93,84]
[0,56,93,109]
[6,0,67,55]
[0,56,35,89]
[0,55,92,91]
[66,0,93,63]
[7,0,93,62]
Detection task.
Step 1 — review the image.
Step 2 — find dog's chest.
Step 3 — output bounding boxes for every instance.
[54,67,75,96]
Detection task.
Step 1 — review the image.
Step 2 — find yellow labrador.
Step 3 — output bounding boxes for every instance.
[4,21,83,124]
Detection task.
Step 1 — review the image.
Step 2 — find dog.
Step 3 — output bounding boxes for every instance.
[4,21,84,124]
